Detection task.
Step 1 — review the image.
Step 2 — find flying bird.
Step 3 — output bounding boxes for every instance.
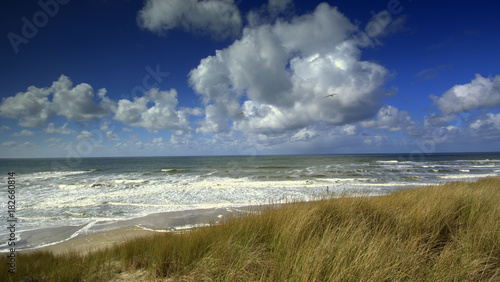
[325,94,337,98]
[237,112,244,116]
[384,92,396,96]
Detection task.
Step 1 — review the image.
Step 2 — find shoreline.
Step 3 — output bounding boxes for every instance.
[17,205,270,256]
[4,154,499,257]
[12,175,499,256]
[3,177,499,281]
[23,226,162,256]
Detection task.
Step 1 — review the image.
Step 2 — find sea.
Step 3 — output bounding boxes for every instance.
[1,152,500,252]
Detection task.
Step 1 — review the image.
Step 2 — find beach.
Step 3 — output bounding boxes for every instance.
[2,153,500,253]
[21,205,266,256]
[27,226,159,256]
[3,176,499,281]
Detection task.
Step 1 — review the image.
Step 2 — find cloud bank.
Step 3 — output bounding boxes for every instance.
[0,75,113,127]
[0,76,196,135]
[2,2,499,156]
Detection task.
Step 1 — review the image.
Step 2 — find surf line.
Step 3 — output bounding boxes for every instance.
[6,171,17,274]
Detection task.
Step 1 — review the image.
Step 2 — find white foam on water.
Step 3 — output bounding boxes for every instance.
[439,173,496,179]
[67,221,98,240]
[355,182,432,187]
[9,154,500,253]
[17,216,63,221]
[59,184,88,190]
[174,223,212,230]
[134,225,170,232]
[108,202,196,208]
[320,178,359,183]
[114,179,149,184]
[376,160,399,164]
[27,171,89,179]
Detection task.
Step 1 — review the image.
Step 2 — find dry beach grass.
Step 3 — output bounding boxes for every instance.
[2,177,500,281]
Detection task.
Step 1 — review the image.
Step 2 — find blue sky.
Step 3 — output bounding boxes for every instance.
[1,0,499,158]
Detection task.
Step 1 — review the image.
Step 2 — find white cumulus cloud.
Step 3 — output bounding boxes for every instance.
[0,75,115,127]
[1,141,16,146]
[137,0,242,39]
[11,129,35,136]
[268,0,293,13]
[360,105,416,132]
[469,113,500,130]
[431,74,500,114]
[152,137,163,144]
[51,75,114,121]
[0,85,53,127]
[76,130,96,140]
[114,88,192,134]
[106,131,119,141]
[189,3,389,136]
[45,123,75,135]
[45,138,63,143]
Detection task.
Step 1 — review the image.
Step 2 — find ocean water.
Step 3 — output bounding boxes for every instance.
[1,153,500,251]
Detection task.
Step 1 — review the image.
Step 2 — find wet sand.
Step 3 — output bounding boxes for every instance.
[21,205,270,256]
[28,226,160,256]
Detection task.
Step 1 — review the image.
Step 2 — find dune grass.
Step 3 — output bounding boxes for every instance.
[2,177,500,281]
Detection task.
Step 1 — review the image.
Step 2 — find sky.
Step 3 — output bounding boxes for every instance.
[1,0,499,158]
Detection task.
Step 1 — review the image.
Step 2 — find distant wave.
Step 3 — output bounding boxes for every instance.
[439,173,496,179]
[376,160,399,164]
[256,165,292,169]
[59,184,87,190]
[4,153,500,254]
[161,169,187,173]
[30,171,89,178]
[91,183,113,188]
[88,168,103,172]
[114,179,149,184]
[59,183,113,189]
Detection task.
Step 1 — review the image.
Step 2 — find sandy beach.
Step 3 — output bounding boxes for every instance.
[4,154,499,257]
[21,205,267,256]
[28,226,160,256]
[4,177,499,281]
